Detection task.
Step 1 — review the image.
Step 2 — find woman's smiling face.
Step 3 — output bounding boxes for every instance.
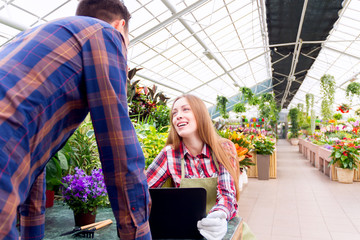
[172,97,198,139]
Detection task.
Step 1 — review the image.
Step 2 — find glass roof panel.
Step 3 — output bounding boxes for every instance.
[4,0,358,117]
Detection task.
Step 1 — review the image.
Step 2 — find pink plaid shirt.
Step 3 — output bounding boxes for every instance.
[146,141,238,220]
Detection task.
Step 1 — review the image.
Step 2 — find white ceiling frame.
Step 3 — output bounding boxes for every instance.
[129,0,210,47]
[161,0,239,87]
[186,50,270,93]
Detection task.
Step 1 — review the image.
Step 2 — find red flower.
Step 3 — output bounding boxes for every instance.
[343,152,348,156]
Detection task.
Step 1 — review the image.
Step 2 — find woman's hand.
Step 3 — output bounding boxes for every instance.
[197,211,227,240]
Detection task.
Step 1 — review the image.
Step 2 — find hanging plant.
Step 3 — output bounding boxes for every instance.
[216,95,229,119]
[346,82,360,105]
[355,108,360,116]
[346,82,360,97]
[320,74,336,121]
[240,87,253,101]
[305,93,314,116]
[233,102,246,113]
[336,103,351,113]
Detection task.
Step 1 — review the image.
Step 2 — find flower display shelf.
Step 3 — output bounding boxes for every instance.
[300,142,360,182]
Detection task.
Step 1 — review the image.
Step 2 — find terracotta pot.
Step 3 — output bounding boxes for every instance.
[336,168,354,184]
[45,190,55,208]
[74,210,97,226]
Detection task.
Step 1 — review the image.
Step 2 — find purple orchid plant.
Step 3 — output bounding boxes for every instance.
[61,167,108,214]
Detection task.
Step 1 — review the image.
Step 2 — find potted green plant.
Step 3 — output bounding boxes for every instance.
[355,108,360,116]
[333,113,342,121]
[61,167,108,226]
[288,107,300,145]
[253,136,275,180]
[233,102,246,114]
[63,119,101,175]
[346,82,360,104]
[45,151,68,208]
[329,141,360,184]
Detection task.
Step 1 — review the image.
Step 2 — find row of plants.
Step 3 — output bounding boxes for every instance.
[219,127,276,167]
[302,120,360,178]
[216,87,280,134]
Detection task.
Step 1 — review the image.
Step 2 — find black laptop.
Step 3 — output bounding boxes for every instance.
[149,187,207,239]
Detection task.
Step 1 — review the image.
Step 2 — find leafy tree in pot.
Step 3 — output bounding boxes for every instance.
[288,107,299,138]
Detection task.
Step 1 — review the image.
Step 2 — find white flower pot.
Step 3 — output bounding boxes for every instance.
[238,173,243,191]
[243,169,248,184]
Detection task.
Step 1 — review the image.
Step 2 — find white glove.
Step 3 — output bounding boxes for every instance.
[197,211,228,240]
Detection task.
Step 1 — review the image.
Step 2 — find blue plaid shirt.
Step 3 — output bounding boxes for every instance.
[0,16,151,240]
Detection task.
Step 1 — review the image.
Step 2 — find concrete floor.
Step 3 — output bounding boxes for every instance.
[238,139,360,240]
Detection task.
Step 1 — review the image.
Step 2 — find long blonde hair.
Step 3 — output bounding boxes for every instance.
[167,94,240,200]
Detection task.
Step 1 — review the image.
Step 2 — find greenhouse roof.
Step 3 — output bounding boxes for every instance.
[0,0,359,117]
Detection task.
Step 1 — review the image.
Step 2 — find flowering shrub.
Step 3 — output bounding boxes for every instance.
[253,135,275,155]
[329,141,360,170]
[62,168,108,214]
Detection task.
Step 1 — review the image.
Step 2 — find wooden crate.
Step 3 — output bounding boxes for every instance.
[246,150,277,179]
[246,151,257,178]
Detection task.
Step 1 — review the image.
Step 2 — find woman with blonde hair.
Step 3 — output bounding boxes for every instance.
[146,94,240,240]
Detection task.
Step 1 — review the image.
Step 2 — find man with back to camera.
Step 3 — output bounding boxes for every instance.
[0,0,151,239]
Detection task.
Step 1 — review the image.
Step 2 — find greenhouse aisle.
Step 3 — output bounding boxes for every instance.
[238,139,360,240]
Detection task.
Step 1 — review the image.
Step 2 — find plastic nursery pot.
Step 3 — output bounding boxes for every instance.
[73,209,97,226]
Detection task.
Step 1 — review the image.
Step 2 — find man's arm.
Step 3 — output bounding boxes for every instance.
[83,26,151,240]
[19,171,46,240]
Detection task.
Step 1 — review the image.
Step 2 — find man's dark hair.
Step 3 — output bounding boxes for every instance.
[76,0,131,29]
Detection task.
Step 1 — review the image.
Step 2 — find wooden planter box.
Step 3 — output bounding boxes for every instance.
[301,140,312,160]
[247,150,277,179]
[298,139,305,153]
[308,142,319,168]
[318,147,334,179]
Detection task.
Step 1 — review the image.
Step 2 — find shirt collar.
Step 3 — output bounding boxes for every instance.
[181,141,211,158]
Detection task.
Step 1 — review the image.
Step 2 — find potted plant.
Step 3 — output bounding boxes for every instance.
[288,107,300,145]
[45,151,68,208]
[61,167,108,226]
[355,108,360,116]
[333,113,342,121]
[346,82,360,104]
[329,141,360,183]
[336,103,351,113]
[253,136,275,180]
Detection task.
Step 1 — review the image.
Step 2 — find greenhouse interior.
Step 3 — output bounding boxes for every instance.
[0,0,360,239]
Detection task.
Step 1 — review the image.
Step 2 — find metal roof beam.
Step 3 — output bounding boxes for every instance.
[186,50,270,93]
[323,45,360,61]
[0,15,27,31]
[136,72,185,94]
[129,0,209,47]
